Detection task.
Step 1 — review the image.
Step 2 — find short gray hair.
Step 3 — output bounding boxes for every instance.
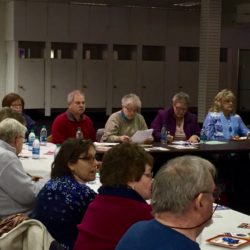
[67,90,85,105]
[121,93,142,109]
[152,155,216,215]
[0,118,27,144]
[172,92,190,106]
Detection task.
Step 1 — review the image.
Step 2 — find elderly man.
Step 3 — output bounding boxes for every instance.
[0,118,41,218]
[116,155,217,250]
[51,90,96,144]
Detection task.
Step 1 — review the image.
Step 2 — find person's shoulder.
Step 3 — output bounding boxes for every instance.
[106,111,121,122]
[0,142,17,159]
[52,112,67,123]
[207,111,220,117]
[233,113,241,119]
[110,110,120,117]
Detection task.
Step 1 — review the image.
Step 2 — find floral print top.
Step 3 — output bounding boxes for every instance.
[31,175,96,250]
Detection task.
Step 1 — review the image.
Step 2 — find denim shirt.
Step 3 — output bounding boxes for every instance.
[203,112,249,141]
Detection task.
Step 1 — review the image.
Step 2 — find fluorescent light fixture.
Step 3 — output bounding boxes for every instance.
[70,1,108,6]
[173,1,200,7]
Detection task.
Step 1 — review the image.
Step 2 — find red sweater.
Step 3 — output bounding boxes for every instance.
[51,111,96,144]
[74,194,153,250]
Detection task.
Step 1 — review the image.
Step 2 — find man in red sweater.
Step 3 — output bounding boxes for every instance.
[51,90,96,144]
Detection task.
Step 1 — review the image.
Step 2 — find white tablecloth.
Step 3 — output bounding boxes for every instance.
[200,207,250,249]
[20,142,56,178]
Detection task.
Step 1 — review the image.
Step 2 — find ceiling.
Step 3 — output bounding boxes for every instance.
[1,0,250,15]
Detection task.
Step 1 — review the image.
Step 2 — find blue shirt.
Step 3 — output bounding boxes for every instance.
[202,112,249,141]
[31,175,96,250]
[116,219,200,250]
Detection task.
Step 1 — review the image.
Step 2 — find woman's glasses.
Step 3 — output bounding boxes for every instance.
[78,155,97,163]
[143,172,154,178]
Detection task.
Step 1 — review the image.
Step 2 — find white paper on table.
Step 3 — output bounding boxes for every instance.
[131,129,153,143]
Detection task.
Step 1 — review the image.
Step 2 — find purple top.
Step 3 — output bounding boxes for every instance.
[150,107,201,141]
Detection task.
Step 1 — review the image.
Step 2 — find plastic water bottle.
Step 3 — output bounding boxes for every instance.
[160,126,167,145]
[28,130,36,151]
[247,132,250,140]
[76,127,83,139]
[40,125,47,146]
[32,137,40,159]
[200,128,207,143]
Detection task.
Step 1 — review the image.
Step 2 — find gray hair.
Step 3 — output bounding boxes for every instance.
[0,118,27,144]
[67,90,85,105]
[152,155,216,215]
[172,92,190,106]
[121,93,142,109]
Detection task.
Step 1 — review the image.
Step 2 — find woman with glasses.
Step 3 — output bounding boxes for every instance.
[151,92,200,143]
[202,89,249,141]
[101,93,152,143]
[74,143,153,250]
[2,93,35,134]
[31,139,98,250]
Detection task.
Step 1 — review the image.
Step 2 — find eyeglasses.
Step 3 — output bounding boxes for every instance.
[200,189,221,203]
[124,106,138,114]
[11,104,22,108]
[143,172,153,178]
[78,155,97,163]
[174,105,188,113]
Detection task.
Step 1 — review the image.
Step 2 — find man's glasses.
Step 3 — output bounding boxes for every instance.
[201,189,221,203]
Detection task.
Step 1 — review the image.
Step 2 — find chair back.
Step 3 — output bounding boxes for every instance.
[96,128,105,142]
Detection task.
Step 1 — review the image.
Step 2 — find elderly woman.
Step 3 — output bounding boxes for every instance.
[2,93,36,133]
[74,143,153,250]
[31,139,98,250]
[202,89,249,141]
[101,93,151,142]
[151,92,200,143]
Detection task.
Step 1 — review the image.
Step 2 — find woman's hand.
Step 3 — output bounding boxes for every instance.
[188,135,199,143]
[119,135,130,142]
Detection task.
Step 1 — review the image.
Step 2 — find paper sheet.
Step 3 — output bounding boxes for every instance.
[131,129,153,143]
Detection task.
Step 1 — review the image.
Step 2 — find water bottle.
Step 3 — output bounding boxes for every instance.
[160,126,167,145]
[247,132,250,140]
[32,137,40,159]
[76,127,83,139]
[28,130,36,151]
[40,125,47,146]
[200,128,207,143]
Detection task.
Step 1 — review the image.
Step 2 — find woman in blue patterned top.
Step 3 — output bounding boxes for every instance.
[31,139,97,250]
[202,89,249,141]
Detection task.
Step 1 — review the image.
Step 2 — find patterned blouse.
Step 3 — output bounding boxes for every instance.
[31,175,96,250]
[202,112,249,141]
